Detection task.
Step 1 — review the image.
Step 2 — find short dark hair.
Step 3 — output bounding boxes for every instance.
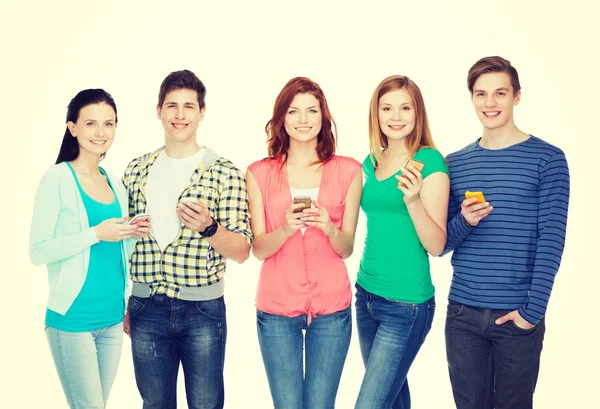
[55,89,117,164]
[467,56,521,95]
[158,69,206,108]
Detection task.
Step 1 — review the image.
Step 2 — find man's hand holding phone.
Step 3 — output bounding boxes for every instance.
[177,199,213,232]
[461,191,493,226]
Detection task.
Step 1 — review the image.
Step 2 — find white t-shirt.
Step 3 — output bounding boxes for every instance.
[290,187,319,235]
[145,148,205,251]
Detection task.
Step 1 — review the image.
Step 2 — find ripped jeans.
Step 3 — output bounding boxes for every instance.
[129,294,227,409]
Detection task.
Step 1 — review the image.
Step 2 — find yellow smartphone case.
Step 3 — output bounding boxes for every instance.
[465,191,486,203]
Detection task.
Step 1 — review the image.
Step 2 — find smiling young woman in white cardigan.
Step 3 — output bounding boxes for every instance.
[29,89,149,409]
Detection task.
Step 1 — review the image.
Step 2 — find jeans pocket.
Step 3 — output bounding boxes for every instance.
[383,297,417,307]
[256,309,272,317]
[422,302,436,341]
[195,298,224,321]
[129,296,148,318]
[446,302,464,317]
[510,320,537,332]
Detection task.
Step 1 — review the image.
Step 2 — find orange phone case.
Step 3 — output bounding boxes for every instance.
[465,191,486,203]
[402,158,425,178]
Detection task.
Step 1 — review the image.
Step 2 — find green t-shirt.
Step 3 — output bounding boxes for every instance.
[357,148,449,303]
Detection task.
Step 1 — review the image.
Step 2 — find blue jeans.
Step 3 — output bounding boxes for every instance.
[129,294,227,409]
[354,284,435,409]
[46,322,123,409]
[256,306,352,409]
[445,302,545,409]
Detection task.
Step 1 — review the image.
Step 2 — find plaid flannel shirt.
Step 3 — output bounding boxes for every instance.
[122,146,252,298]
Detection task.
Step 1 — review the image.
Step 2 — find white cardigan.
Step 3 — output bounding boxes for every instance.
[29,162,133,315]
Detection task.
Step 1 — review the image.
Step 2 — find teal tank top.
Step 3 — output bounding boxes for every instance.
[45,162,125,332]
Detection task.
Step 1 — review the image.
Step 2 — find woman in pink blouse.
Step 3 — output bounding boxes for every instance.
[246,77,362,408]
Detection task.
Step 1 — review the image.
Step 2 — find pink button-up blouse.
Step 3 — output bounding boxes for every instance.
[248,155,361,322]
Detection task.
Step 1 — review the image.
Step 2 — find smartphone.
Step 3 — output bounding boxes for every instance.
[293,196,312,213]
[128,213,150,225]
[402,158,425,178]
[465,191,486,203]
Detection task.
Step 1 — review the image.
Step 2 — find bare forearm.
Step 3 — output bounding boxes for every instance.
[251,227,291,261]
[406,200,447,256]
[206,225,250,263]
[327,228,355,259]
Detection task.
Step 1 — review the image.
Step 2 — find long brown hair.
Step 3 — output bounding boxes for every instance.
[368,75,437,166]
[266,77,337,163]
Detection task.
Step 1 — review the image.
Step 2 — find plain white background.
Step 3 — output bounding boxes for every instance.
[3,0,596,407]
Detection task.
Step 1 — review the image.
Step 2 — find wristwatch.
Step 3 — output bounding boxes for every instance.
[199,217,218,238]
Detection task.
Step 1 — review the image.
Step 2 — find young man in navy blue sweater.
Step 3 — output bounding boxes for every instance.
[443,56,570,409]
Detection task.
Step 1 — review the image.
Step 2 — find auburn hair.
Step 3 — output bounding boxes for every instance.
[266,77,337,163]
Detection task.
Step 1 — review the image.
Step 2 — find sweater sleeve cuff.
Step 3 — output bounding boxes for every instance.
[518,306,541,326]
[457,213,475,234]
[82,226,99,246]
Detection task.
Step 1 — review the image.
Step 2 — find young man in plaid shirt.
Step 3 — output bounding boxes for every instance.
[122,70,252,409]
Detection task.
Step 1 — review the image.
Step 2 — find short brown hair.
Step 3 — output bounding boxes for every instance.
[266,77,337,163]
[467,56,521,94]
[158,69,206,109]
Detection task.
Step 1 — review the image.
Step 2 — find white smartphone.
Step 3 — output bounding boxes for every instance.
[128,213,150,225]
[180,197,197,204]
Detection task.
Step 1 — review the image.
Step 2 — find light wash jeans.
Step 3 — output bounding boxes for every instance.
[46,322,123,409]
[256,305,352,409]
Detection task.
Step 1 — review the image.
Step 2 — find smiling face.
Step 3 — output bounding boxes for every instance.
[378,89,416,143]
[67,102,117,158]
[284,93,322,144]
[157,88,205,144]
[472,72,520,131]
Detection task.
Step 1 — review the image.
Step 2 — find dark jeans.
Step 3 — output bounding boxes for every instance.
[445,302,545,409]
[129,294,227,409]
[256,306,352,409]
[354,284,435,409]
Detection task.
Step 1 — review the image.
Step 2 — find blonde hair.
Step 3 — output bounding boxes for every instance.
[368,75,437,167]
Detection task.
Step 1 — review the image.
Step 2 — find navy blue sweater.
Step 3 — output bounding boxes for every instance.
[443,136,570,325]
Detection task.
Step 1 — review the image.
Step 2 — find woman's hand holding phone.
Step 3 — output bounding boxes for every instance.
[131,219,151,240]
[127,214,151,240]
[395,165,424,205]
[283,202,308,237]
[94,217,138,242]
[301,200,336,237]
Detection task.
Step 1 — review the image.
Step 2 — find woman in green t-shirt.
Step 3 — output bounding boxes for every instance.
[354,75,450,409]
